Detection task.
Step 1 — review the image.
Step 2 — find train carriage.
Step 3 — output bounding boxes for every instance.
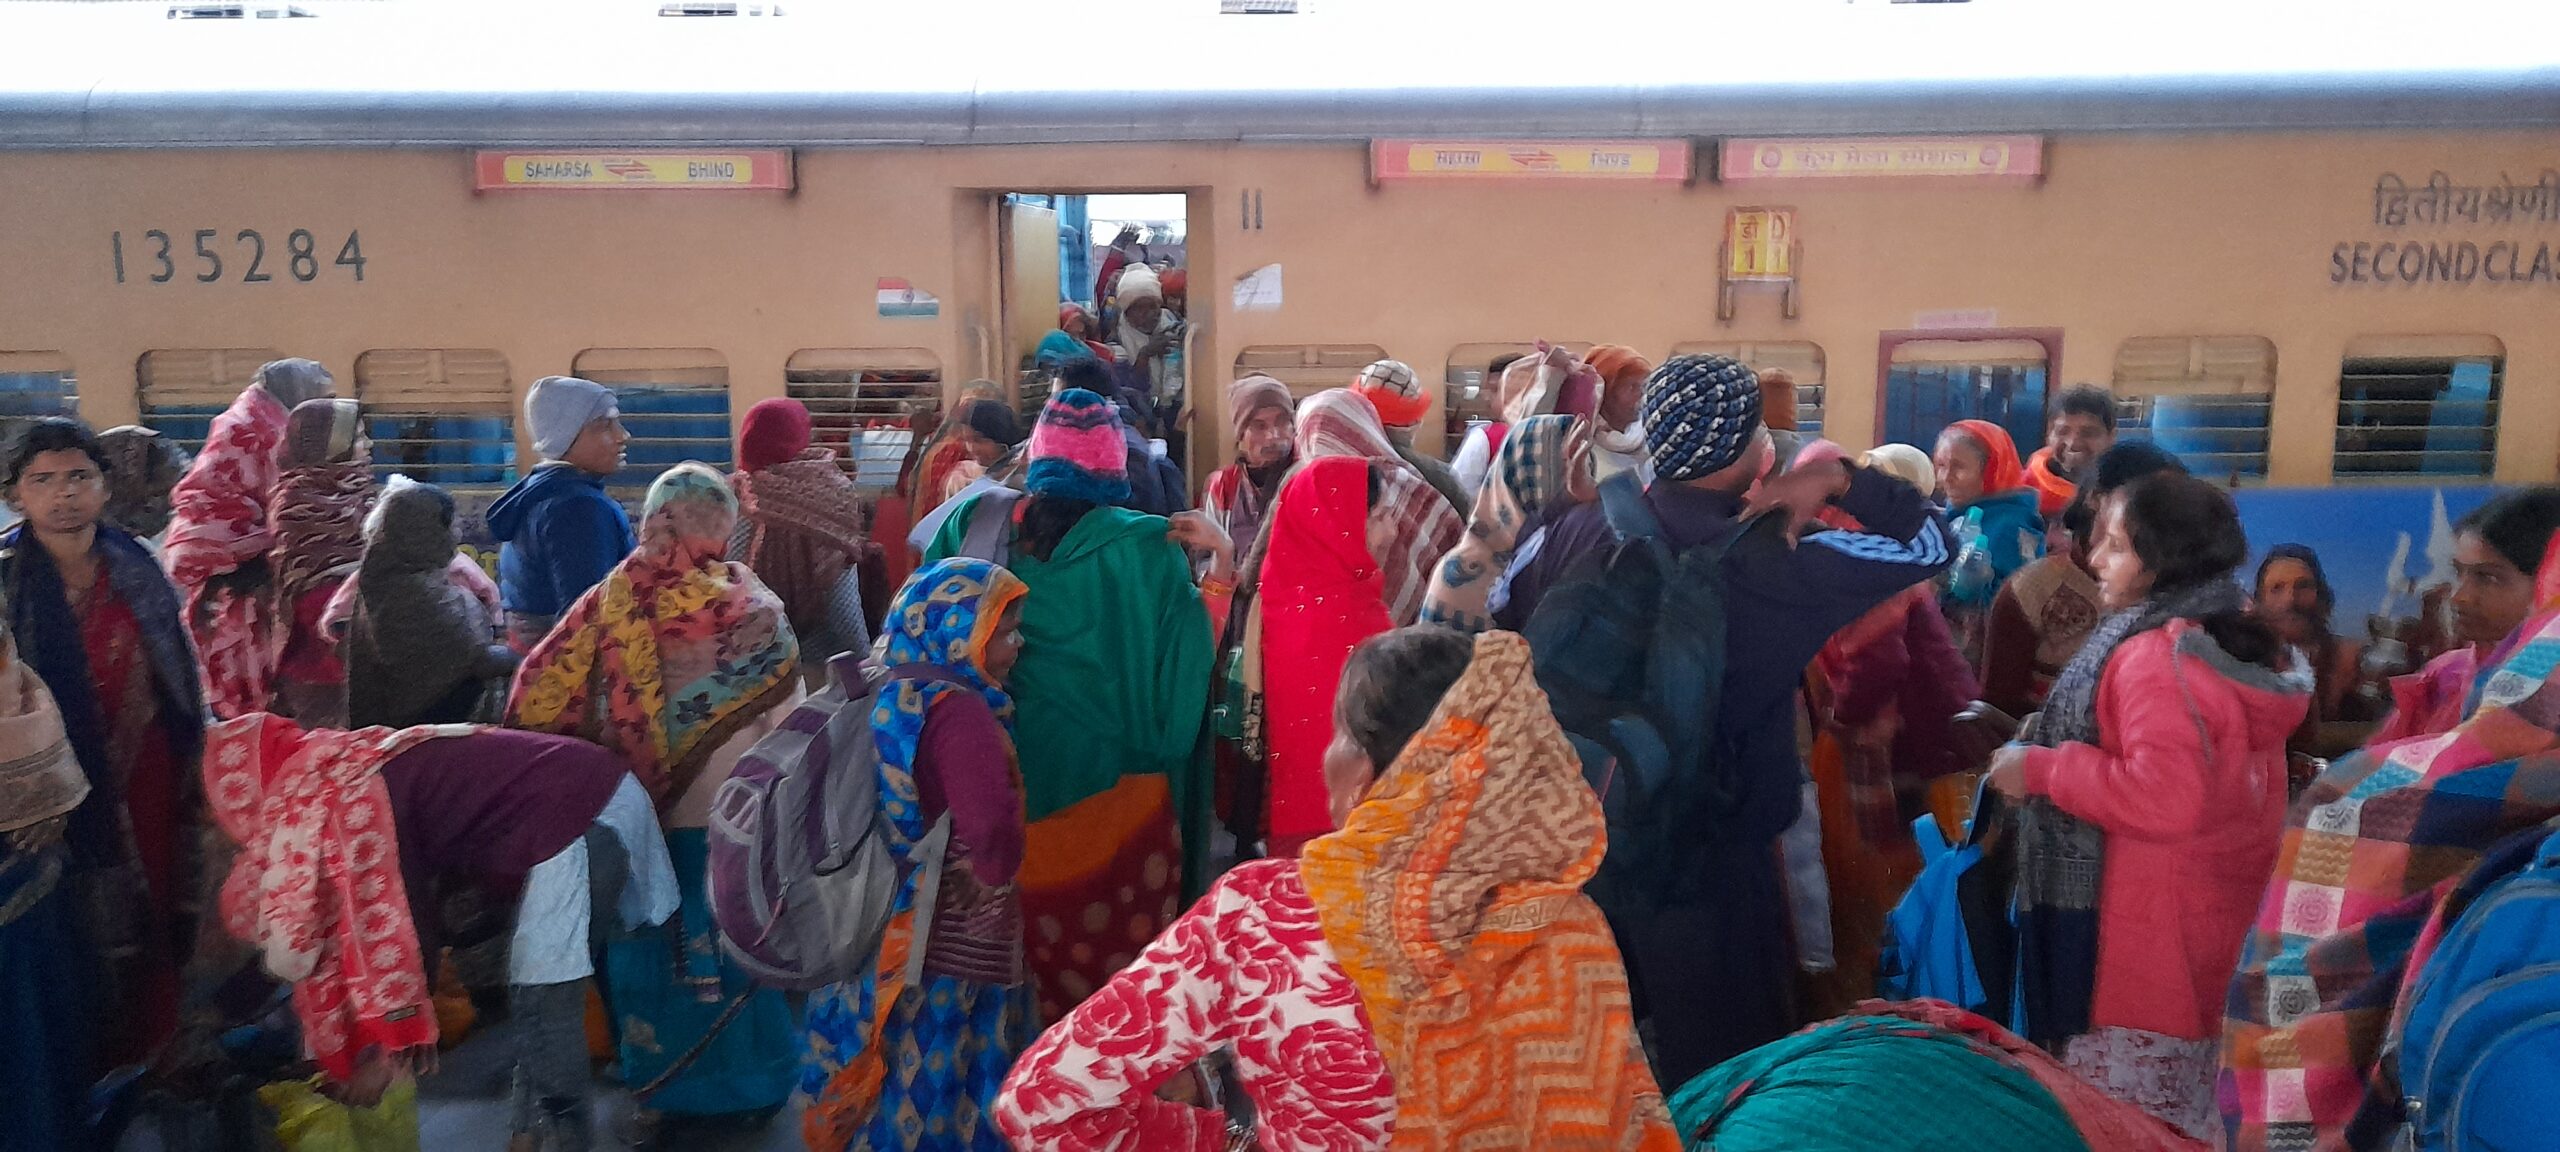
[4,0,2557,624]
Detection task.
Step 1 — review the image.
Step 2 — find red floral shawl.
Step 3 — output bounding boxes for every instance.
[165,387,290,717]
[205,714,455,1080]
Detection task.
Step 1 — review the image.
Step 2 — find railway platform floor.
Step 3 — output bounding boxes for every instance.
[418,1013,805,1151]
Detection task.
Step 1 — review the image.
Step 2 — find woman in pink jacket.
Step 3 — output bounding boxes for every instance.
[1986,471,2309,1141]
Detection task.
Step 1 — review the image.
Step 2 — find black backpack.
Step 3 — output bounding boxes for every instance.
[1522,471,1776,914]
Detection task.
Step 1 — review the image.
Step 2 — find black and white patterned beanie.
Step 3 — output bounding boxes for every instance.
[1640,354,1764,481]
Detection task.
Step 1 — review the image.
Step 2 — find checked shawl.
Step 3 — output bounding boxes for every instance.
[1299,631,1679,1151]
[1293,388,1463,625]
[2221,609,2560,1151]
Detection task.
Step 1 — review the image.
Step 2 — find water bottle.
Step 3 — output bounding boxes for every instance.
[1950,506,1997,604]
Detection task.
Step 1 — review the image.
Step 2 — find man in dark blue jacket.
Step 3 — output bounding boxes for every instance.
[489,375,636,648]
[1498,354,1951,1087]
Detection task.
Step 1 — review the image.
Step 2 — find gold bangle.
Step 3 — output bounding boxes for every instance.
[1199,575,1235,597]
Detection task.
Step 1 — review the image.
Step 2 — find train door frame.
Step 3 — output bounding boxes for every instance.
[984,187,1212,487]
[1873,327,2065,451]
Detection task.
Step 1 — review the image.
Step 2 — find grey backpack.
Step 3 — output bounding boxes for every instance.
[705,653,950,991]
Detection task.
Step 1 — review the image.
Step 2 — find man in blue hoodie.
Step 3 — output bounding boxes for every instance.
[489,375,635,648]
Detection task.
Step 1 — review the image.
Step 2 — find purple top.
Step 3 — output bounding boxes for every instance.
[917,691,1025,885]
[380,728,630,961]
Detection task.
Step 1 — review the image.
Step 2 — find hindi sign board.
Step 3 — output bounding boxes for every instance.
[1370,140,1692,184]
[1726,208,1795,282]
[473,151,795,192]
[1719,137,2043,183]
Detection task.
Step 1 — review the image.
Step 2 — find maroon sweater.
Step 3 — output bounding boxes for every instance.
[379,729,629,965]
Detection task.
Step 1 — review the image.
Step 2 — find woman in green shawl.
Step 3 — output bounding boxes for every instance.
[924,387,1214,1022]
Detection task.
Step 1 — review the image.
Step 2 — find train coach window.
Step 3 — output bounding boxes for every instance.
[785,348,941,491]
[1234,344,1392,401]
[570,348,732,492]
[353,349,516,488]
[1671,341,1825,439]
[2334,336,2502,480]
[138,347,285,453]
[1441,342,1592,457]
[0,352,79,445]
[2113,336,2275,482]
[1881,339,2049,455]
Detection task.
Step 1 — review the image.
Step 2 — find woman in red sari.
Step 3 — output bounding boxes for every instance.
[2,418,209,1076]
[1250,457,1393,858]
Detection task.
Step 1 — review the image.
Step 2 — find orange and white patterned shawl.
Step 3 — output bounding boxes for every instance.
[1298,631,1679,1151]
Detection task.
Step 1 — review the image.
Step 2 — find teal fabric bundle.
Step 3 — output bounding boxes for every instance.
[1668,1014,2089,1152]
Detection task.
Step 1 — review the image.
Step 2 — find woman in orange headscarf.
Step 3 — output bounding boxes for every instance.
[996,627,1678,1152]
[1935,418,2046,663]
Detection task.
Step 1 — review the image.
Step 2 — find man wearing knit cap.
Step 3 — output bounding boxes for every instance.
[1583,344,1657,487]
[1757,366,1805,474]
[487,375,636,649]
[1498,353,1951,1086]
[1204,374,1298,555]
[1352,358,1471,513]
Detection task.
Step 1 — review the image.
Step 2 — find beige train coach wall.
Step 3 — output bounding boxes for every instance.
[2,133,2555,485]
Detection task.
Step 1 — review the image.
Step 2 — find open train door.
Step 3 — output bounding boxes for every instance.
[999,196,1064,418]
[994,191,1198,491]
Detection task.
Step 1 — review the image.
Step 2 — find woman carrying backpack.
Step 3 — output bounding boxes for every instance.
[801,557,1031,1152]
[1982,472,2307,1140]
[507,462,807,1135]
[2223,525,2560,1152]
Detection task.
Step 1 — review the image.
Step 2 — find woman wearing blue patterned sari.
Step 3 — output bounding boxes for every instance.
[802,557,1032,1152]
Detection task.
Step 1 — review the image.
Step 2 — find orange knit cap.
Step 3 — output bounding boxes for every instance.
[1757,367,1799,432]
[1583,344,1653,390]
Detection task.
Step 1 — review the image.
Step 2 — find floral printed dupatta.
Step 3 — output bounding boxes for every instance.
[506,464,797,813]
[1299,632,1678,1151]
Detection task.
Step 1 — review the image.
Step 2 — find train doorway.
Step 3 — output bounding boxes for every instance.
[995,191,1198,482]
